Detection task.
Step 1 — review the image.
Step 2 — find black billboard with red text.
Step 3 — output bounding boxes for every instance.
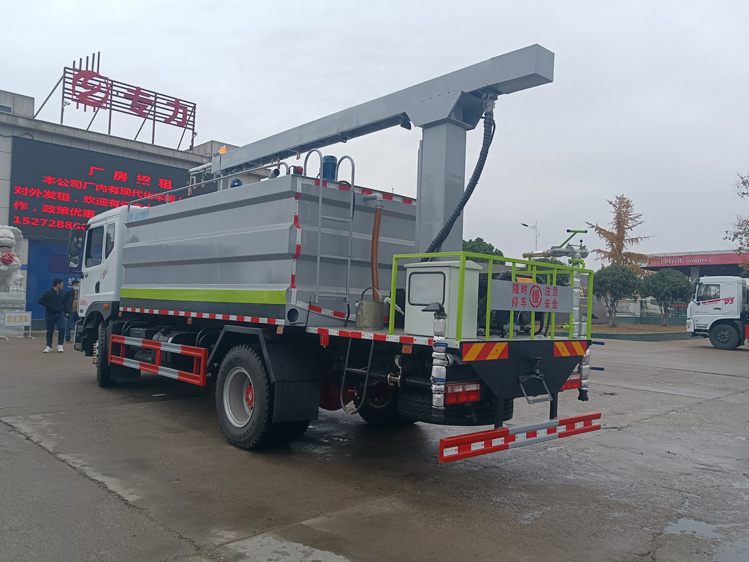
[10,138,190,240]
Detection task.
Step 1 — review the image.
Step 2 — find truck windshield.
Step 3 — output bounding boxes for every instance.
[695,283,720,302]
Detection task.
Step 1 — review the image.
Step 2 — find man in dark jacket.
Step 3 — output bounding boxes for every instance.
[39,278,66,353]
[63,279,80,343]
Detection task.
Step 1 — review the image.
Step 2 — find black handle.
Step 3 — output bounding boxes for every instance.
[95,281,100,293]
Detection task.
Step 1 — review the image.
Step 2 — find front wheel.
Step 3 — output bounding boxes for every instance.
[96,322,114,388]
[216,346,275,450]
[709,324,740,350]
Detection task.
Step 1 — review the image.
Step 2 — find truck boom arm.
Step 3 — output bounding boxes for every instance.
[213,45,554,173]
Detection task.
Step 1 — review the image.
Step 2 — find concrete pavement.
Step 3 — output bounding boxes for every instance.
[1,336,747,561]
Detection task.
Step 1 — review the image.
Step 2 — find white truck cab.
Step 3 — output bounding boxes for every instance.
[687,276,749,349]
[67,206,128,353]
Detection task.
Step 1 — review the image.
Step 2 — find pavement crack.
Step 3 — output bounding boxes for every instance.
[601,363,748,380]
[589,391,736,438]
[595,381,744,401]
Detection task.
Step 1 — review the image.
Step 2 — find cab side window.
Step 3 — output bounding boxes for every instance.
[84,226,104,267]
[696,284,720,302]
[105,224,115,258]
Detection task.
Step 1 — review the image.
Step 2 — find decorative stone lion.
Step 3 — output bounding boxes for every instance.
[0,225,24,293]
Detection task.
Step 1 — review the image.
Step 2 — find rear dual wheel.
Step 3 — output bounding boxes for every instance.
[357,382,414,427]
[216,345,309,449]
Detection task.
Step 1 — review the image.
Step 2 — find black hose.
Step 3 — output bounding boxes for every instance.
[421,108,496,260]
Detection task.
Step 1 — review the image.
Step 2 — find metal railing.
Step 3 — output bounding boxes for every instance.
[388,251,594,342]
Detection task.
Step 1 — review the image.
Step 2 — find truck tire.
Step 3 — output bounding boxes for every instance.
[503,398,514,421]
[216,346,275,450]
[357,384,415,427]
[96,322,114,388]
[709,324,740,350]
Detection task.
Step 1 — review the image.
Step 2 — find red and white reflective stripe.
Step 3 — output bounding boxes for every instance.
[109,335,208,386]
[306,327,433,346]
[290,181,303,304]
[296,301,349,320]
[439,412,602,463]
[296,301,389,324]
[121,307,284,326]
[312,179,414,206]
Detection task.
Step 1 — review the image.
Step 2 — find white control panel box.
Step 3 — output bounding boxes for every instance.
[404,260,480,340]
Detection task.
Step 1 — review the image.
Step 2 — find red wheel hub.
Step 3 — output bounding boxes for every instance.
[245,384,255,408]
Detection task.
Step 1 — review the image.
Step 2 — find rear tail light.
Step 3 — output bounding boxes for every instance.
[445,383,481,405]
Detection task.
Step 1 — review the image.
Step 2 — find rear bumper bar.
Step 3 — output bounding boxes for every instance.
[439,412,601,463]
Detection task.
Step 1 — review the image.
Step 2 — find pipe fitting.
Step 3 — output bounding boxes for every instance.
[363,193,384,209]
[431,384,446,408]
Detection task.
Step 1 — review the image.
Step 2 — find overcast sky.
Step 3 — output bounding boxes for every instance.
[5,1,749,266]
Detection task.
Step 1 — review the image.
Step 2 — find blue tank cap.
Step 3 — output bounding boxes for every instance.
[322,156,338,182]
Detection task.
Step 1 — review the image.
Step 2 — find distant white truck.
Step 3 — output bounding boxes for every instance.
[687,276,749,349]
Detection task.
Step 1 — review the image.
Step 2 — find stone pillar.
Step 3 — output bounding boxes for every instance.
[0,225,27,337]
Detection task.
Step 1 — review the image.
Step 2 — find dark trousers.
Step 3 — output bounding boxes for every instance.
[66,312,80,341]
[46,314,66,347]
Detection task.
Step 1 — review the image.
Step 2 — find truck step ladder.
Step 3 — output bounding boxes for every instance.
[306,152,356,307]
[340,336,376,413]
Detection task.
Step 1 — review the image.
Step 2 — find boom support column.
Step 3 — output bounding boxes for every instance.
[417,121,468,252]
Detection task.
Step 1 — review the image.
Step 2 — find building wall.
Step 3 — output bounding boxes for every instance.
[0,89,210,329]
[1,105,208,226]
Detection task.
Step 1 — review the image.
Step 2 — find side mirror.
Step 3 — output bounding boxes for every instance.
[68,228,84,272]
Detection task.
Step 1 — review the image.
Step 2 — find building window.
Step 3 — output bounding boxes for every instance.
[0,104,12,114]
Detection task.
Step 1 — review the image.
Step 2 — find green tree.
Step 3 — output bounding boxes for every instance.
[726,172,749,273]
[587,195,651,273]
[641,269,693,326]
[463,238,504,262]
[593,265,640,327]
[527,257,570,286]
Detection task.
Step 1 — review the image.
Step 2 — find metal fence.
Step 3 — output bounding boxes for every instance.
[388,251,594,342]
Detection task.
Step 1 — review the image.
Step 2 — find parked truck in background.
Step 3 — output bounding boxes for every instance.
[66,46,602,463]
[687,275,749,349]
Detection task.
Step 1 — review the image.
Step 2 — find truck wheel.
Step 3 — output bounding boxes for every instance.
[502,398,514,421]
[357,383,415,427]
[216,346,274,450]
[709,324,739,350]
[96,323,114,388]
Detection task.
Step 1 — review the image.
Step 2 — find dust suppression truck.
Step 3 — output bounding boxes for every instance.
[67,45,602,463]
[687,276,749,349]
